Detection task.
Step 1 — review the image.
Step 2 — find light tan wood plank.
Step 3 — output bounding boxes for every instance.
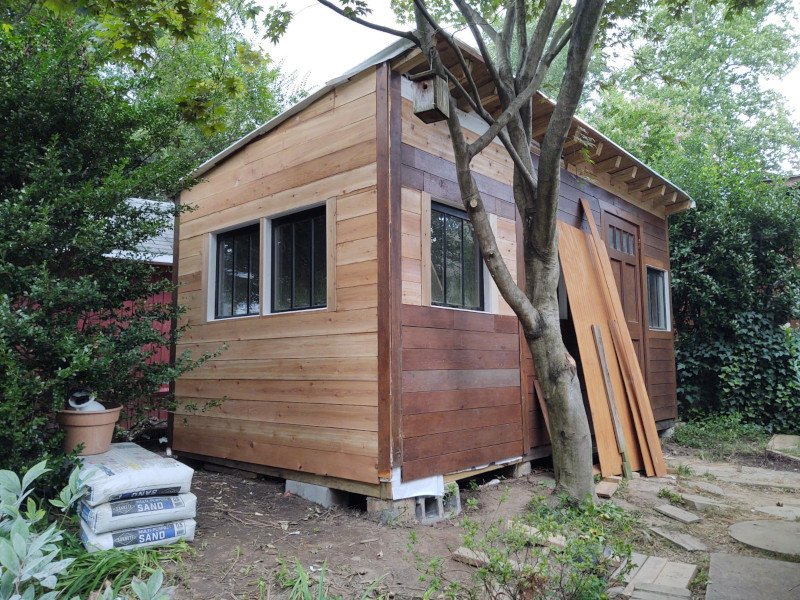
[183,356,379,381]
[335,284,379,311]
[336,236,378,265]
[175,379,378,406]
[179,332,378,360]
[337,212,377,244]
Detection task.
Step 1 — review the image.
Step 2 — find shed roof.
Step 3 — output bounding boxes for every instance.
[192,38,693,215]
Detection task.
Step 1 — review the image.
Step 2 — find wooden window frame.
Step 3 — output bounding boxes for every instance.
[646,265,671,331]
[213,223,260,320]
[429,201,485,312]
[270,205,328,314]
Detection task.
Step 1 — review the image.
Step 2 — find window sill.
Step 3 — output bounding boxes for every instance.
[430,303,487,315]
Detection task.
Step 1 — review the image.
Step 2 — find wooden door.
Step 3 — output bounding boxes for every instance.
[602,212,646,371]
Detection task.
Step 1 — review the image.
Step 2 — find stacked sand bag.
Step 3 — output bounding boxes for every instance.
[78,442,197,553]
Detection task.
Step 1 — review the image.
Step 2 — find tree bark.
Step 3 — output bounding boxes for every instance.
[411,0,606,501]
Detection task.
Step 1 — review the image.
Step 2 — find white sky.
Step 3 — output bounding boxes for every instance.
[260,0,800,129]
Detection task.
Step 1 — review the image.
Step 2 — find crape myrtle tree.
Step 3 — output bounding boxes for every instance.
[265,0,766,500]
[0,2,294,481]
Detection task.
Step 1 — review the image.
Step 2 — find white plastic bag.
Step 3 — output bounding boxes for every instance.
[80,518,196,553]
[80,443,194,507]
[80,493,197,534]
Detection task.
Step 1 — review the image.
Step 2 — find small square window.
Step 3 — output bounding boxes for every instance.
[215,224,260,318]
[430,203,483,311]
[272,207,327,312]
[647,267,670,331]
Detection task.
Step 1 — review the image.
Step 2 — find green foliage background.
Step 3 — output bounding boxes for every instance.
[0,2,298,480]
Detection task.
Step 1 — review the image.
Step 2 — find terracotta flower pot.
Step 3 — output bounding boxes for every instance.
[56,406,122,456]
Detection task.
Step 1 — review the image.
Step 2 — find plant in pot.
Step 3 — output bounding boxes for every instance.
[57,388,123,455]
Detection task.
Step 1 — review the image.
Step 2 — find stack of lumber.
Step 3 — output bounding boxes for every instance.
[556,201,666,478]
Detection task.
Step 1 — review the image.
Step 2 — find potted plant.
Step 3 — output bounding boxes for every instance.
[56,389,122,455]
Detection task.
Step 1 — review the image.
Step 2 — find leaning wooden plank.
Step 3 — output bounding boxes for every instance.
[579,199,667,477]
[592,324,634,479]
[557,222,626,476]
[532,378,551,438]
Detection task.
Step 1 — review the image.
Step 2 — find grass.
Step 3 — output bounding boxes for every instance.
[671,413,768,460]
[58,539,191,598]
[274,559,386,600]
[657,487,684,505]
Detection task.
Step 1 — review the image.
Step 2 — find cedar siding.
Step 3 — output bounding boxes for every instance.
[172,56,679,491]
[173,69,381,484]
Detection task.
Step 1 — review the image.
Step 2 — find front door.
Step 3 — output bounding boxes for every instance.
[602,212,646,373]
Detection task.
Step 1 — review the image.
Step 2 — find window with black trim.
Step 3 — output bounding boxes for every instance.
[215,224,260,318]
[430,203,483,311]
[647,267,670,330]
[272,207,327,312]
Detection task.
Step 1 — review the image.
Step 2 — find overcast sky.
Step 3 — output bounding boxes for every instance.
[261,0,800,126]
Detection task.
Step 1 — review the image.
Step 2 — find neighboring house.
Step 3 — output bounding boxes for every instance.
[170,40,692,502]
[111,198,175,426]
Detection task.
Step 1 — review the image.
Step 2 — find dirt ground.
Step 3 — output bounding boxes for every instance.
[171,447,800,600]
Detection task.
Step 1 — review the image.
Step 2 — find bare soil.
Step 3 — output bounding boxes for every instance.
[172,467,547,600]
[171,448,800,600]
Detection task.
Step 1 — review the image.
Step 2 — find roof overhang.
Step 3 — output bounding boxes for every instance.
[188,37,693,216]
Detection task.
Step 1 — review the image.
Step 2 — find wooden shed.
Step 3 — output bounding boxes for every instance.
[171,39,692,500]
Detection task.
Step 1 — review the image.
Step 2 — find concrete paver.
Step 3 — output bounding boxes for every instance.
[706,552,800,599]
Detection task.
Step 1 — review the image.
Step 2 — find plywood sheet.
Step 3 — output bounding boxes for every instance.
[558,222,643,475]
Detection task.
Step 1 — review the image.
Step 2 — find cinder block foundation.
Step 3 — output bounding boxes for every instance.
[512,461,532,478]
[366,487,462,525]
[285,480,350,509]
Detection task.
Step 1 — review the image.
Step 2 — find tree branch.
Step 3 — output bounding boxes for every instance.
[315,0,419,43]
[443,96,544,338]
[518,0,565,86]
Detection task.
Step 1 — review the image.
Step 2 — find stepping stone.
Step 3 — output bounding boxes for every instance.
[623,556,696,597]
[684,480,725,496]
[706,552,800,599]
[650,527,707,551]
[766,434,800,463]
[654,504,701,524]
[596,479,619,498]
[667,460,800,490]
[631,583,690,599]
[728,520,800,557]
[678,492,730,512]
[753,504,800,520]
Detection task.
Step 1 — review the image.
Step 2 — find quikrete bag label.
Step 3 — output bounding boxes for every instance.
[110,495,185,517]
[108,486,182,502]
[79,493,197,534]
[111,522,185,548]
[80,518,196,552]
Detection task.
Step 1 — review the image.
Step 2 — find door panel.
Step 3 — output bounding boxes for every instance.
[602,212,646,373]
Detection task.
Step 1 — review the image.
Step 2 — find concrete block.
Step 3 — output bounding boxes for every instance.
[512,461,531,478]
[285,480,349,509]
[366,497,417,525]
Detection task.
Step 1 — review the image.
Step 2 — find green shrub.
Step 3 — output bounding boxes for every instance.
[0,460,177,600]
[671,413,768,459]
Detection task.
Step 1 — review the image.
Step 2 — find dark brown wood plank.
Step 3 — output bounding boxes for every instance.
[402,327,519,351]
[403,422,522,461]
[403,404,520,438]
[403,386,521,415]
[402,441,522,481]
[402,368,520,393]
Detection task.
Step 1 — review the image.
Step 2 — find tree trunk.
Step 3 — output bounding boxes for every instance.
[524,230,595,500]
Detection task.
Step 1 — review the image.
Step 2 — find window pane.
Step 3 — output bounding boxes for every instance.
[232,234,250,315]
[463,221,481,309]
[312,215,327,307]
[431,211,445,304]
[647,268,667,330]
[445,215,463,307]
[293,218,312,309]
[248,230,260,313]
[217,235,234,317]
[273,222,293,311]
